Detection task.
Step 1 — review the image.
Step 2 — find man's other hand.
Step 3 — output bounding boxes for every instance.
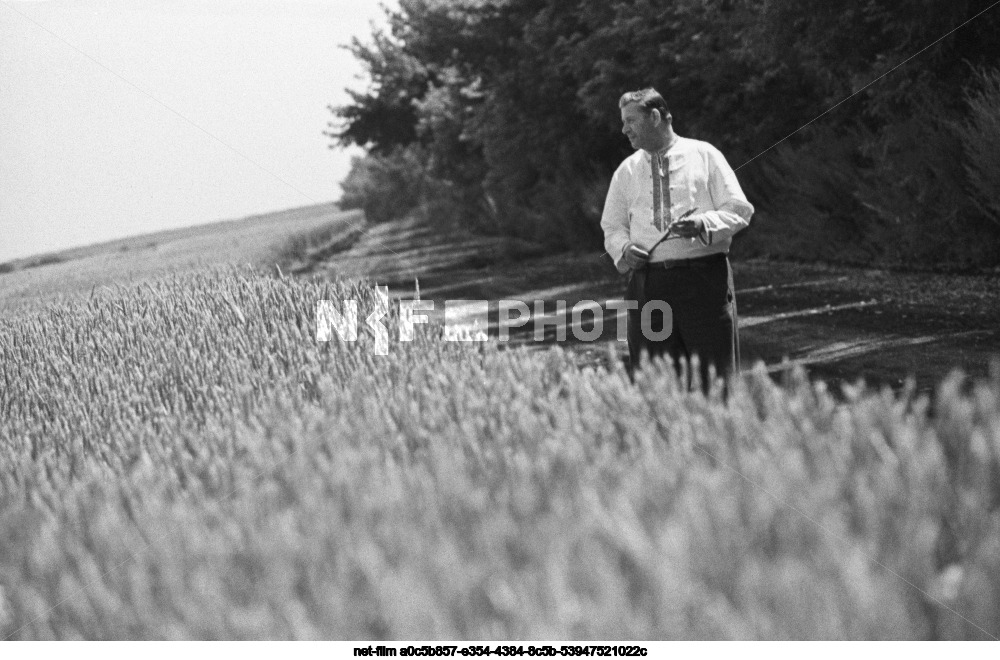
[622,243,650,270]
[668,214,706,239]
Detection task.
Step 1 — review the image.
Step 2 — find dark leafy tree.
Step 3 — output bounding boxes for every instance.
[331,0,1000,267]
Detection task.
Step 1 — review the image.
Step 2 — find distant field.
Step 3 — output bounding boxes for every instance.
[1,204,999,639]
[0,203,361,316]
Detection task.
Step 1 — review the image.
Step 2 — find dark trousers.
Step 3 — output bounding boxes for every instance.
[626,254,739,391]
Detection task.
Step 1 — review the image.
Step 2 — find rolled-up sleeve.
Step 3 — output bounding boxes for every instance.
[701,145,754,242]
[601,167,632,273]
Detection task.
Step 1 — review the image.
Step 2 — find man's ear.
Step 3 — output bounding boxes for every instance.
[650,109,662,126]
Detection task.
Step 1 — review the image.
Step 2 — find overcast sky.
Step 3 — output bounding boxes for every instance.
[0,0,393,262]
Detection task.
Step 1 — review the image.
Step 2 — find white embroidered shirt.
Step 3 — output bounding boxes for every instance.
[600,135,754,273]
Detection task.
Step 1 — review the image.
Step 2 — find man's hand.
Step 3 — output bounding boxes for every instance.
[622,242,650,270]
[668,213,706,239]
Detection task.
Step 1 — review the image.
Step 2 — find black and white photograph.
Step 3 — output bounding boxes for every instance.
[2,0,1000,645]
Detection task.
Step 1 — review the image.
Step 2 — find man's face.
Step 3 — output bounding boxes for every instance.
[620,102,660,152]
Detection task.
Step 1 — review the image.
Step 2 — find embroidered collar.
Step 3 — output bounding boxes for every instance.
[644,135,682,161]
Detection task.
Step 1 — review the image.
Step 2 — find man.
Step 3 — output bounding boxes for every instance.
[600,88,754,390]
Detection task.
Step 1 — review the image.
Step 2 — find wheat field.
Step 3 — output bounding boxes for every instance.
[1,220,999,639]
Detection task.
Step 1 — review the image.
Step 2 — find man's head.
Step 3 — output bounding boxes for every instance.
[619,88,672,152]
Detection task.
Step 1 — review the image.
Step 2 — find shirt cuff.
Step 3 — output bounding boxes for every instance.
[696,224,712,246]
[614,243,631,273]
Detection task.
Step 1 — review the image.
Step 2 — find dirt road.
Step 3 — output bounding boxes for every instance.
[292,216,1000,395]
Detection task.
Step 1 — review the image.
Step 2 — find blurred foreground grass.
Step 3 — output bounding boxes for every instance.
[1,268,999,639]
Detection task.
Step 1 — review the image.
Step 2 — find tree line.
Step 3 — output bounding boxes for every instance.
[330,0,1000,270]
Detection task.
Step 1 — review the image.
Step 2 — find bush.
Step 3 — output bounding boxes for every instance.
[734,128,876,265]
[957,67,1000,228]
[339,147,429,224]
[852,102,994,270]
[735,104,1000,271]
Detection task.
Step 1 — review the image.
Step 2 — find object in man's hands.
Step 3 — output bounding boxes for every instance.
[629,244,650,260]
[667,208,699,232]
[648,208,699,252]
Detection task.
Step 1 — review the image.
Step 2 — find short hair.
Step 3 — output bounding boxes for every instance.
[618,88,670,118]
